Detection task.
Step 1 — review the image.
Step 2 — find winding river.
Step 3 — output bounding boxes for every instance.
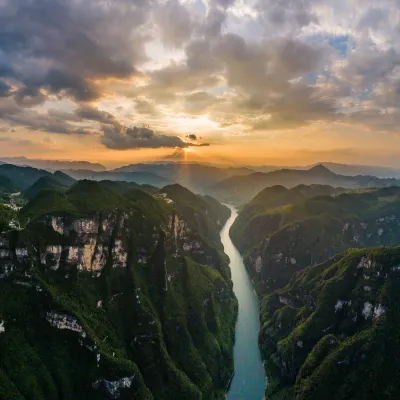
[221,206,266,400]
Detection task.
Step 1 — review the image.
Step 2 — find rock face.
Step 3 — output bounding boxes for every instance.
[259,247,400,400]
[230,186,400,294]
[0,181,236,400]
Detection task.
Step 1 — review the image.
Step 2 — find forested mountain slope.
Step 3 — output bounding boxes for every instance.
[231,186,400,293]
[260,247,400,400]
[0,181,237,400]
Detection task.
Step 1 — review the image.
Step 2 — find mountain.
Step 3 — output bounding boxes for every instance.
[62,169,171,187]
[23,176,68,201]
[0,164,77,191]
[22,171,76,201]
[111,163,255,192]
[0,181,236,399]
[0,164,54,191]
[0,175,18,193]
[98,180,159,196]
[260,247,400,400]
[231,184,344,250]
[52,171,76,186]
[316,162,400,178]
[249,162,400,178]
[230,185,400,294]
[0,157,106,172]
[208,165,400,205]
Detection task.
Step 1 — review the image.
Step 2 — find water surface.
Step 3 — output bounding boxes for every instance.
[221,206,266,400]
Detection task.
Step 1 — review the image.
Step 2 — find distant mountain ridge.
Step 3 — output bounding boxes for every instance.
[208,164,400,204]
[111,162,254,192]
[0,164,77,191]
[0,157,106,172]
[248,162,400,178]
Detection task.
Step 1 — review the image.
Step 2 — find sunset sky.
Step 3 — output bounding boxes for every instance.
[1,0,400,168]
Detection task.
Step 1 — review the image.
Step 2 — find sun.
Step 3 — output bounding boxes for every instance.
[183,148,192,153]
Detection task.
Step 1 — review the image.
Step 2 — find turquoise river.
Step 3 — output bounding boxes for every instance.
[221,206,266,400]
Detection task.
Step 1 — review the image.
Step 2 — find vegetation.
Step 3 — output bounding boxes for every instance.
[23,176,69,201]
[260,247,400,400]
[0,182,236,399]
[231,185,400,293]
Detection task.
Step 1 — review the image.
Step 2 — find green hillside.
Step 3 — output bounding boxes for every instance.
[260,247,400,400]
[0,175,18,193]
[231,185,400,294]
[0,182,236,399]
[23,176,68,201]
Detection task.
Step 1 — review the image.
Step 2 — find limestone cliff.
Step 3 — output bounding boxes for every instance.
[0,181,236,400]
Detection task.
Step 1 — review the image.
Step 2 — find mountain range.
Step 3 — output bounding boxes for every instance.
[0,157,106,172]
[209,165,400,205]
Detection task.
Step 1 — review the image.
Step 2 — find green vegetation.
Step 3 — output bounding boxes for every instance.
[0,182,236,399]
[231,185,400,293]
[0,175,18,193]
[23,176,69,201]
[260,247,400,400]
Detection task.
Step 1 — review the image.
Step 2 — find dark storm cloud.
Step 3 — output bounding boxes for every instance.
[101,123,209,149]
[0,0,150,102]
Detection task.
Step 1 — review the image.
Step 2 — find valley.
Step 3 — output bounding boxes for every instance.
[2,1,400,398]
[1,161,400,399]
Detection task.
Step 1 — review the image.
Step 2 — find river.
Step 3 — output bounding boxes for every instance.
[221,206,266,400]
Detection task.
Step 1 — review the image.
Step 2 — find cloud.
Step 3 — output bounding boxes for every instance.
[3,0,400,152]
[75,105,117,124]
[14,87,46,108]
[101,123,202,149]
[0,81,12,97]
[0,0,150,102]
[0,136,33,146]
[186,134,198,140]
[257,0,318,33]
[0,98,92,135]
[153,0,194,47]
[134,98,160,116]
[164,149,186,160]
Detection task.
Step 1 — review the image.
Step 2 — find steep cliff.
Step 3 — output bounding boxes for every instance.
[231,186,400,294]
[0,181,236,399]
[260,247,400,400]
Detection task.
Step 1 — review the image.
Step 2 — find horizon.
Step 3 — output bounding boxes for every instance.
[4,156,400,172]
[1,1,400,167]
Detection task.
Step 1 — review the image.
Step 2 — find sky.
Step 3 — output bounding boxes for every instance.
[1,0,400,168]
